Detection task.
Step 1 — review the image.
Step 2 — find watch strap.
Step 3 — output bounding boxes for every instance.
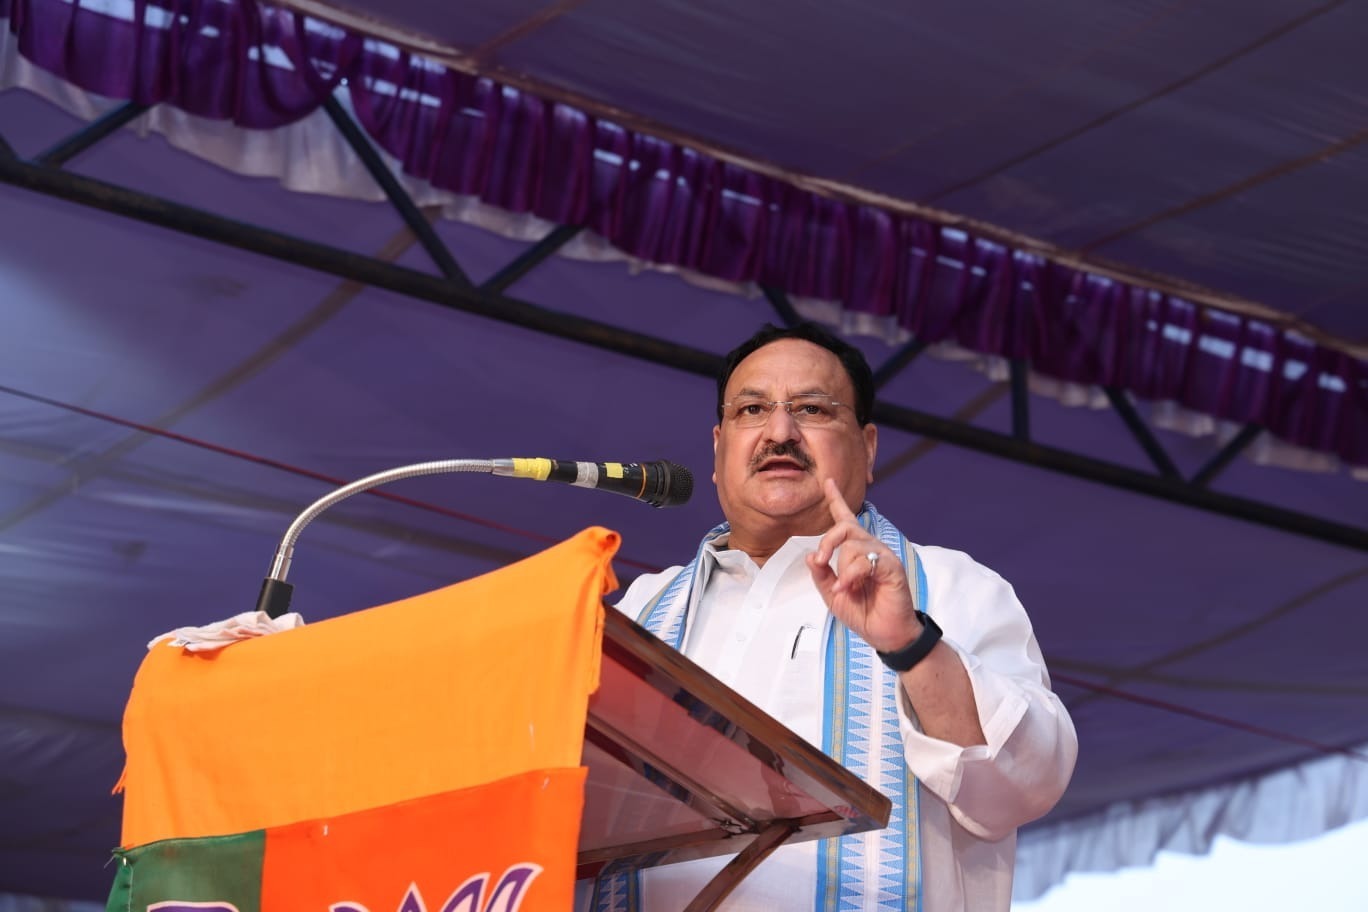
[876,610,942,672]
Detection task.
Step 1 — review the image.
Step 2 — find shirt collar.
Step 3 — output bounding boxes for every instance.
[702,529,824,571]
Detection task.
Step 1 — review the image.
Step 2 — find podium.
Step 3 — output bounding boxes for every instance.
[110,528,889,911]
[581,608,891,909]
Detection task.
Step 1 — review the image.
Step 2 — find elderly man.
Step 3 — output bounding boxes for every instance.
[599,322,1077,912]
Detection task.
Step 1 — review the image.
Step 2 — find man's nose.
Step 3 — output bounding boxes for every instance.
[763,403,802,438]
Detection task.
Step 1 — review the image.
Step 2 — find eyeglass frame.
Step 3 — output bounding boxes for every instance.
[720,395,856,428]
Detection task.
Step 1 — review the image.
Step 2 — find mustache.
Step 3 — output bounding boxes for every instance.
[750,441,814,472]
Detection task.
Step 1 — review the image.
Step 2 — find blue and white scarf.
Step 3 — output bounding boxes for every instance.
[594,502,928,912]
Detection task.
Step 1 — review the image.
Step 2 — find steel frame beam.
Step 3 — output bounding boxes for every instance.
[1192,423,1263,488]
[320,96,470,286]
[872,338,927,389]
[35,102,149,168]
[0,133,1363,552]
[1104,386,1183,480]
[761,284,803,326]
[1009,358,1031,441]
[481,222,583,294]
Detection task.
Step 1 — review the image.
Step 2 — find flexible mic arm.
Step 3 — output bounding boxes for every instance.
[255,458,692,618]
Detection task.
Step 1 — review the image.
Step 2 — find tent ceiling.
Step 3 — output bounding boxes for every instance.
[1,0,1367,904]
[282,0,1368,346]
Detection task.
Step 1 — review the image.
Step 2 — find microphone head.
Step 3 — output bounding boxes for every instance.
[651,461,694,508]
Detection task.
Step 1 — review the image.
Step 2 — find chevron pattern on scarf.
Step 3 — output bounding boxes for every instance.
[819,506,925,912]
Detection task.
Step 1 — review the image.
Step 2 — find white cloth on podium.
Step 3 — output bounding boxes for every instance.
[148,610,305,652]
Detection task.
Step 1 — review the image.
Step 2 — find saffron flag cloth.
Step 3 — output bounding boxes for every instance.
[109,527,620,912]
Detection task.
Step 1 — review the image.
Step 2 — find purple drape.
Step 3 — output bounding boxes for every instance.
[6,0,1364,466]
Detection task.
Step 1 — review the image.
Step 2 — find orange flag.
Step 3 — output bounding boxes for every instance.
[110,527,619,912]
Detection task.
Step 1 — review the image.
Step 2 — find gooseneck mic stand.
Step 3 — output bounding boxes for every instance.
[254,457,693,618]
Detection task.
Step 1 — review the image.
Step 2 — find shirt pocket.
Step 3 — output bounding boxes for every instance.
[771,624,823,746]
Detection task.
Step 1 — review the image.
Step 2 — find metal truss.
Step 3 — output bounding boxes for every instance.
[0,103,1363,553]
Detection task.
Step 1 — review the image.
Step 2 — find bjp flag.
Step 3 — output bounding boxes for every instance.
[108,527,619,912]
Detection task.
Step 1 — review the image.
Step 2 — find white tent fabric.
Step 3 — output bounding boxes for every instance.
[1016,737,1368,899]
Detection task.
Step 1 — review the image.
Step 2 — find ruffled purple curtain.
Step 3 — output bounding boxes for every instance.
[6,0,1365,466]
[7,0,356,125]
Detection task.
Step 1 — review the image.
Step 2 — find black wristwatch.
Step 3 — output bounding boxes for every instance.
[875,611,942,672]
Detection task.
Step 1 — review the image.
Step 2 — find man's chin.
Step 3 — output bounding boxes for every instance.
[746,490,829,527]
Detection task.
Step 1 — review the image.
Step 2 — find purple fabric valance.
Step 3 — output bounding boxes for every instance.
[5,0,1364,466]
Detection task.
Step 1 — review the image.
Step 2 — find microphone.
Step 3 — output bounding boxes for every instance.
[492,458,693,508]
[254,456,694,618]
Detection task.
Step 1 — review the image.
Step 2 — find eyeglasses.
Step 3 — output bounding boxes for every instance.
[722,395,852,428]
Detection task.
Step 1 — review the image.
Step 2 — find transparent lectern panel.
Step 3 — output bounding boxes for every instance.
[577,610,890,876]
[579,739,717,851]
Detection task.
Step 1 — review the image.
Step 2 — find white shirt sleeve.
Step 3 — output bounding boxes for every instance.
[899,546,1079,842]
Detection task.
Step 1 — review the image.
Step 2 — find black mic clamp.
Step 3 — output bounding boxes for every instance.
[492,458,693,508]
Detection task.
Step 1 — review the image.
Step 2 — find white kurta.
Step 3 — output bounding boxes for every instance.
[606,532,1078,912]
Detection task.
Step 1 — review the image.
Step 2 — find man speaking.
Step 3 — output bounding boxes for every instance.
[598,322,1078,912]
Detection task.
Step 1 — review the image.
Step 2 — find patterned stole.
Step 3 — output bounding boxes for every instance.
[592,504,927,912]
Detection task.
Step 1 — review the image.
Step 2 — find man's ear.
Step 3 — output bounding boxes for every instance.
[864,423,878,483]
[712,424,721,484]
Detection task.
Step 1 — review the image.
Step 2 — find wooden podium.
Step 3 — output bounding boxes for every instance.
[581,609,890,910]
[111,528,889,912]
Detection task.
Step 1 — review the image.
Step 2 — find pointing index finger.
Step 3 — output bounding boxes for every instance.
[823,478,857,524]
